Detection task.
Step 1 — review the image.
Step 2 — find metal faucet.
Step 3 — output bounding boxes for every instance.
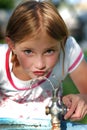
[45,82,67,130]
[26,76,67,130]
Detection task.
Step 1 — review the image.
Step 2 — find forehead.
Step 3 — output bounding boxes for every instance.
[17,32,60,49]
[24,29,59,42]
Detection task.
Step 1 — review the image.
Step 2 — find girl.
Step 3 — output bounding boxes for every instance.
[0,0,87,129]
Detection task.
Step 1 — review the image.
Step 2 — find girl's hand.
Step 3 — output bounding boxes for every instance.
[62,94,87,121]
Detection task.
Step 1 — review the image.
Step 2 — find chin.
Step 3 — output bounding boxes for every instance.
[28,74,38,79]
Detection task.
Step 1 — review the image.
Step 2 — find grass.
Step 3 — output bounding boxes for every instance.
[63,75,79,95]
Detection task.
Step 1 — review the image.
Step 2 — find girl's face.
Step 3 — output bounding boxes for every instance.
[10,32,60,79]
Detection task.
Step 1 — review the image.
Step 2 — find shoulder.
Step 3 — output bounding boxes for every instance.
[65,36,81,51]
[0,44,9,64]
[0,43,9,54]
[0,43,8,50]
[65,36,84,73]
[65,36,83,58]
[0,44,9,71]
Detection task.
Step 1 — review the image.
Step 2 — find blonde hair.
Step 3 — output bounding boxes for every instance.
[6,0,68,42]
[6,0,69,74]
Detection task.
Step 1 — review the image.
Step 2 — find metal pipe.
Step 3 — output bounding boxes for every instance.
[45,82,67,130]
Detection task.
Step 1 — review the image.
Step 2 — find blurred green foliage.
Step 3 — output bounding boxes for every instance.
[0,0,14,9]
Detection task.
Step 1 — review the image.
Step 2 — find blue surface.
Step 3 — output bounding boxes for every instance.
[61,120,87,130]
[0,118,51,130]
[0,118,87,130]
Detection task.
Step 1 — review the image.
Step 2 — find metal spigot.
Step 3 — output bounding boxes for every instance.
[45,83,67,130]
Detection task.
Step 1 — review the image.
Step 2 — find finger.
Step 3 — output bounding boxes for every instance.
[70,102,87,121]
[62,95,72,108]
[79,104,87,119]
[64,103,77,120]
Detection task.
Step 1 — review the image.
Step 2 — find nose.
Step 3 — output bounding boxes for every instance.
[35,56,46,70]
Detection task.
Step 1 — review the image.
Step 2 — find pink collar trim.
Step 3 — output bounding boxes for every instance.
[5,49,51,90]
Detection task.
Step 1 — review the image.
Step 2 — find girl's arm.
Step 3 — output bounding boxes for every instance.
[70,58,87,93]
[62,58,87,120]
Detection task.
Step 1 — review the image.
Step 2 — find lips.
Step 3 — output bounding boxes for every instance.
[33,71,46,76]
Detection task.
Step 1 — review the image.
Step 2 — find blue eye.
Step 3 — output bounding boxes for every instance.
[46,49,55,54]
[24,50,32,55]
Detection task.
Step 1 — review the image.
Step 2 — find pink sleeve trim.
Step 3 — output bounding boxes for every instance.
[68,51,83,72]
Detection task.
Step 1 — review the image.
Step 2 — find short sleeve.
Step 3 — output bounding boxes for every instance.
[64,36,84,73]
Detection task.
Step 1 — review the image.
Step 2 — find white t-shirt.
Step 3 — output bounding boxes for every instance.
[0,36,84,120]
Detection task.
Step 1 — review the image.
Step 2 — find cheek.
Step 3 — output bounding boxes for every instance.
[17,54,31,68]
[47,55,58,68]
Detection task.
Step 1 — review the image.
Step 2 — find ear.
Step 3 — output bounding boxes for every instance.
[5,37,15,50]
